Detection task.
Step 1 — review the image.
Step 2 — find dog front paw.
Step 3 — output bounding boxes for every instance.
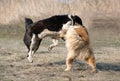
[27,56,33,63]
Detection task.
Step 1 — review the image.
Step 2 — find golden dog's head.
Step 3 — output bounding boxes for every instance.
[59,29,67,40]
[59,21,72,39]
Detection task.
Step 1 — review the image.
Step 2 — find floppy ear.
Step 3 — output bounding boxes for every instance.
[73,15,83,25]
[25,18,33,29]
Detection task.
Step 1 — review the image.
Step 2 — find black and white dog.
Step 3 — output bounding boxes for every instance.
[23,15,83,62]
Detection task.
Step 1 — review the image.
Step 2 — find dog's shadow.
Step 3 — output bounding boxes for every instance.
[96,62,120,71]
[36,60,120,71]
[36,60,66,67]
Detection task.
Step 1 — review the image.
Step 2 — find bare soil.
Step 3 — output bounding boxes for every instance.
[0,18,120,81]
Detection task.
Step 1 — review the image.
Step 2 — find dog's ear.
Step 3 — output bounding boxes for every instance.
[73,15,83,25]
[25,18,33,29]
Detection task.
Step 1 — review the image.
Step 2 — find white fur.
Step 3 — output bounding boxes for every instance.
[68,15,73,25]
[62,21,72,30]
[38,29,60,39]
[38,29,60,51]
[28,34,36,62]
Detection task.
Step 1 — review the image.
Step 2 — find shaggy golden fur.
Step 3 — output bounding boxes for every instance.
[60,25,97,72]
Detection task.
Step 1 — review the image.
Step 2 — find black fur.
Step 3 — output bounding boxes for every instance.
[23,18,33,51]
[23,15,83,53]
[25,18,33,27]
[72,15,83,25]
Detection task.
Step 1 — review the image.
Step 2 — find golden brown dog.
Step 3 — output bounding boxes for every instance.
[60,25,97,72]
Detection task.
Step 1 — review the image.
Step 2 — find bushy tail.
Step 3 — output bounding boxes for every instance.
[25,18,33,28]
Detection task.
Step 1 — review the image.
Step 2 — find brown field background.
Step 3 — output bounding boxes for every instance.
[0,0,120,81]
[0,0,120,47]
[0,0,120,25]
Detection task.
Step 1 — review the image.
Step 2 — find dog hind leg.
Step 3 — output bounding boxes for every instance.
[87,56,97,73]
[65,51,76,71]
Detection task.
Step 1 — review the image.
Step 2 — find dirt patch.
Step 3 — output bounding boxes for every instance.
[0,18,120,81]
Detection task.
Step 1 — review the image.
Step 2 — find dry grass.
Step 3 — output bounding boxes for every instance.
[0,0,120,27]
[0,0,120,81]
[0,17,120,81]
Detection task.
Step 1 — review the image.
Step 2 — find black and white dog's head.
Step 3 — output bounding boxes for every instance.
[23,18,33,51]
[23,15,83,51]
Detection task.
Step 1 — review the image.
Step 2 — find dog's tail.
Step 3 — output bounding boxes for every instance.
[68,15,74,25]
[25,18,33,28]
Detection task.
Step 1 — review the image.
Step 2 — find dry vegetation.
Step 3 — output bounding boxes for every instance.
[0,0,120,81]
[0,0,120,26]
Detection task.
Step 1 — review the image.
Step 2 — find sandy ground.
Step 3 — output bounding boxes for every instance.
[0,18,120,81]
